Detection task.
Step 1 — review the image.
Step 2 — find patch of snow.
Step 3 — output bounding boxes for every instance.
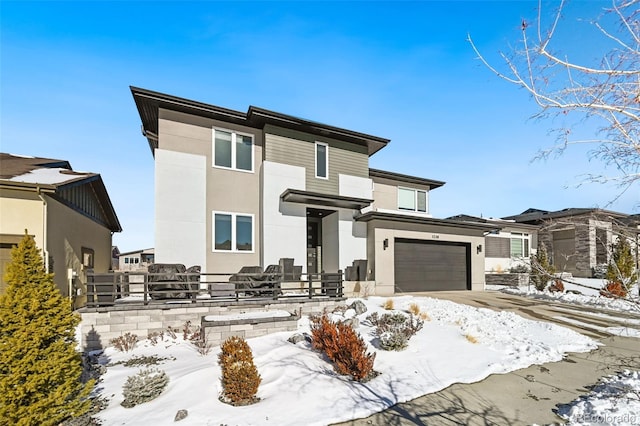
[9,167,91,185]
[558,370,640,426]
[95,295,597,425]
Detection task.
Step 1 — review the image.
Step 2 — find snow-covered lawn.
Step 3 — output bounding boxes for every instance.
[94,296,597,426]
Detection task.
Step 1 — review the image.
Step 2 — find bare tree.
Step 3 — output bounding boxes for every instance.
[468,0,640,203]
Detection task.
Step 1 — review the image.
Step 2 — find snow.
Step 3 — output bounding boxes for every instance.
[95,295,597,425]
[9,167,91,185]
[493,278,640,314]
[557,370,640,426]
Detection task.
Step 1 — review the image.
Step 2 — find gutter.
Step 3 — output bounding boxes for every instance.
[36,186,49,273]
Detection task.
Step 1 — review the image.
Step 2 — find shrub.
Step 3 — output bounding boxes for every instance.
[530,243,555,291]
[407,303,421,316]
[121,368,169,408]
[110,333,138,352]
[600,281,628,298]
[382,299,394,310]
[182,321,212,356]
[606,237,637,290]
[310,314,376,381]
[509,264,530,273]
[548,279,565,293]
[0,232,92,424]
[366,312,424,351]
[218,336,261,405]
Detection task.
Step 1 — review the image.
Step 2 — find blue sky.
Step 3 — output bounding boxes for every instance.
[1,1,635,252]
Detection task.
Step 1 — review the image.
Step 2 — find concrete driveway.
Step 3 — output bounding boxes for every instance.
[333,290,640,426]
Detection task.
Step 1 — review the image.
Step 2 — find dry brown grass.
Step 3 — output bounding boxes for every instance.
[408,303,421,316]
[382,299,394,310]
[465,334,478,344]
[419,312,431,321]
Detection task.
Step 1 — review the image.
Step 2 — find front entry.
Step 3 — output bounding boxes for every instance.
[306,208,336,273]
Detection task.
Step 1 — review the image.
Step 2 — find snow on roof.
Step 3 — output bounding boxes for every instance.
[8,167,93,185]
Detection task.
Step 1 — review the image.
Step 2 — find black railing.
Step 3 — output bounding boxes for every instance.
[85,270,343,308]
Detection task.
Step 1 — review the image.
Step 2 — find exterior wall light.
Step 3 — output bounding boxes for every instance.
[383,238,389,250]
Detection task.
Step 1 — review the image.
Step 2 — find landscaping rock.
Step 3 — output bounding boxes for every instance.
[174,409,188,422]
[343,317,360,329]
[287,333,311,345]
[349,300,367,315]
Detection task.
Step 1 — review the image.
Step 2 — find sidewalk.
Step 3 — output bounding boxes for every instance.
[333,291,640,426]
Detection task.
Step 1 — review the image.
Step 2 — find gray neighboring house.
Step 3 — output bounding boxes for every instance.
[503,208,636,278]
[131,86,497,295]
[448,214,538,273]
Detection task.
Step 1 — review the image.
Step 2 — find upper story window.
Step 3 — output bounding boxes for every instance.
[398,187,427,213]
[81,247,94,269]
[213,211,254,252]
[213,128,254,172]
[315,142,328,179]
[510,232,530,258]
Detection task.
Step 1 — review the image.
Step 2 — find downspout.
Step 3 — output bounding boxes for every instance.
[36,187,50,272]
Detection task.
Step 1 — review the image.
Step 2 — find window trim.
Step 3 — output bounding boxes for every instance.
[509,232,530,258]
[212,211,255,253]
[397,187,428,213]
[315,141,329,179]
[212,127,255,173]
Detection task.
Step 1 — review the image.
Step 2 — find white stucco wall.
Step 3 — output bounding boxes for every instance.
[261,161,307,270]
[338,208,367,271]
[154,149,206,269]
[339,174,372,199]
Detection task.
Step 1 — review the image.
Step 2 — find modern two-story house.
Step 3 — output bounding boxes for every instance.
[131,87,496,295]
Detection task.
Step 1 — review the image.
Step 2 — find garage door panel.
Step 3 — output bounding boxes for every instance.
[394,239,470,292]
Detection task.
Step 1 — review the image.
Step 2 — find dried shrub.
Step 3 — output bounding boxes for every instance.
[549,279,565,293]
[121,368,169,408]
[465,334,478,344]
[366,312,424,351]
[600,281,628,298]
[110,333,138,352]
[109,355,175,368]
[382,299,394,310]
[310,314,376,381]
[407,303,421,316]
[218,337,261,405]
[182,321,212,356]
[420,312,431,321]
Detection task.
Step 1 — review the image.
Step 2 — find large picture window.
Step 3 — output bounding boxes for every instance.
[213,129,254,172]
[398,187,428,213]
[315,142,328,179]
[213,212,254,252]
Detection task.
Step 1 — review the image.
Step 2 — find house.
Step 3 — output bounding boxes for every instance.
[131,87,497,295]
[0,153,122,303]
[117,248,155,271]
[448,214,538,273]
[503,208,635,278]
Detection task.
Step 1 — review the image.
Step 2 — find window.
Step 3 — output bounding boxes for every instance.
[124,258,129,264]
[398,187,428,213]
[596,228,607,264]
[213,212,254,252]
[213,129,254,172]
[315,142,328,179]
[81,247,94,269]
[510,233,530,258]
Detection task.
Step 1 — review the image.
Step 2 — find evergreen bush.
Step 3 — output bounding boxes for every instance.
[121,368,169,408]
[310,313,376,381]
[530,243,555,291]
[366,312,424,351]
[218,336,261,405]
[0,232,92,425]
[606,237,637,290]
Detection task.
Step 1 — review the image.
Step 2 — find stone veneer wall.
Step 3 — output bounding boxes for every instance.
[201,313,299,348]
[78,298,344,351]
[485,273,529,287]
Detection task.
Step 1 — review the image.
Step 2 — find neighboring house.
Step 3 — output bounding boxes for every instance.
[503,208,633,278]
[0,153,122,303]
[118,248,155,271]
[131,87,497,295]
[111,246,120,270]
[448,214,538,273]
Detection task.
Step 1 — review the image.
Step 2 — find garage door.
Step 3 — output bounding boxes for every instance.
[394,238,471,292]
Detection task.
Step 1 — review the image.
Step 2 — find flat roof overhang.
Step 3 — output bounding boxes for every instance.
[355,211,501,233]
[281,189,372,210]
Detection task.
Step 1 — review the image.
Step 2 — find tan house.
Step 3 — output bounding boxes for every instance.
[0,154,122,304]
[131,87,496,295]
[117,248,155,271]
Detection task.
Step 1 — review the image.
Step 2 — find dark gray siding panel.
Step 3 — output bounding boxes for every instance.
[552,229,576,272]
[394,238,471,292]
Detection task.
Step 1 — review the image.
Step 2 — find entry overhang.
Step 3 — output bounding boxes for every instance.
[281,189,372,210]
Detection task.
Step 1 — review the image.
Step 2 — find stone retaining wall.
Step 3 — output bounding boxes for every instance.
[201,312,299,347]
[78,298,344,351]
[485,273,529,287]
